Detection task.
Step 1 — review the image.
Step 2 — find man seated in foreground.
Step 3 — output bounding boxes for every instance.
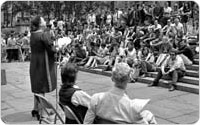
[84,62,157,124]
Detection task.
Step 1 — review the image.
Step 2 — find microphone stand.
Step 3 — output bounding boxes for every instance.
[54,35,60,123]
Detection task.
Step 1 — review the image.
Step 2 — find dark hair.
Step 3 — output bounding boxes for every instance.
[101,43,106,48]
[53,21,57,27]
[61,63,78,85]
[46,23,52,28]
[170,48,178,55]
[90,42,95,47]
[30,16,41,32]
[24,30,28,36]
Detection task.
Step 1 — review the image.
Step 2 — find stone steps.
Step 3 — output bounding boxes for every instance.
[78,67,199,94]
[147,72,199,85]
[185,70,199,77]
[88,65,199,78]
[95,64,199,74]
[194,54,199,59]
[78,53,199,94]
[100,64,199,76]
[186,64,199,71]
[84,67,199,83]
[136,77,199,94]
[194,59,199,65]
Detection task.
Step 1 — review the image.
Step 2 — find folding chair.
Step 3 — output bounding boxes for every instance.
[93,116,119,124]
[93,116,148,124]
[34,94,64,124]
[59,102,81,124]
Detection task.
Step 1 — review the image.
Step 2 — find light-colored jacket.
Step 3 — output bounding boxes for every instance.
[84,86,153,124]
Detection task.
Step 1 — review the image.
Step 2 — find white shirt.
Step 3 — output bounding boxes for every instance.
[99,47,109,56]
[71,85,91,108]
[172,22,184,35]
[118,47,125,56]
[126,48,137,60]
[106,14,112,24]
[145,53,155,63]
[117,10,123,19]
[84,87,150,124]
[162,24,173,33]
[87,14,92,24]
[7,37,16,47]
[91,14,96,23]
[164,7,172,15]
[151,24,162,31]
[1,38,6,47]
[50,19,55,29]
[57,20,64,30]
[163,55,186,71]
[113,13,118,22]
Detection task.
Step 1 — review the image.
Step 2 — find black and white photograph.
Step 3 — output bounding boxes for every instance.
[1,0,199,124]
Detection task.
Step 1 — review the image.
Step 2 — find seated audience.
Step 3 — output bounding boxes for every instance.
[69,41,87,63]
[103,42,119,71]
[151,35,172,67]
[148,49,186,91]
[172,17,184,37]
[94,43,109,65]
[176,37,194,65]
[138,45,156,77]
[161,19,175,37]
[124,42,137,66]
[84,42,100,68]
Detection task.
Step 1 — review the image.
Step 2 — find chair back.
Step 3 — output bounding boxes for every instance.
[93,116,146,124]
[59,102,81,124]
[34,94,64,124]
[94,116,119,124]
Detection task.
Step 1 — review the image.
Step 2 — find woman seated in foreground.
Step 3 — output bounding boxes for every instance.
[59,63,91,123]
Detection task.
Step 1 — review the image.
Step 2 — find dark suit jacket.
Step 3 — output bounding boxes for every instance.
[30,31,57,93]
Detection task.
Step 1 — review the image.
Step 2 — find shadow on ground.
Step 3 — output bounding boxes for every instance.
[1,111,38,124]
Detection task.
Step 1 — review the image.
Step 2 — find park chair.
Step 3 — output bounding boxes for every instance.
[59,102,81,124]
[93,116,149,124]
[93,116,119,124]
[34,94,64,124]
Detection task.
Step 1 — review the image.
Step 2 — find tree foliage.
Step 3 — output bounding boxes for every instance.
[1,1,114,26]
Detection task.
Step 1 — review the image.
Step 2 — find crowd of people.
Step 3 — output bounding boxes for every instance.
[1,1,199,88]
[1,30,30,62]
[2,1,199,124]
[48,1,198,90]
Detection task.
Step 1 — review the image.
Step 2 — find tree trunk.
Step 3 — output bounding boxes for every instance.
[110,1,114,12]
[21,11,24,22]
[6,9,8,27]
[11,2,13,27]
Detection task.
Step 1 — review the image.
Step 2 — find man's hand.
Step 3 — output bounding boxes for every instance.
[55,46,60,52]
[165,69,174,75]
[163,71,169,75]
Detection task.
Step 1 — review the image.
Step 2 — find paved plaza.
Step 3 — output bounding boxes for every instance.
[1,62,199,124]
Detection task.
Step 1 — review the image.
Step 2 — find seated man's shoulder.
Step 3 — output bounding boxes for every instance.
[92,92,106,99]
[131,99,150,113]
[90,92,107,103]
[176,55,184,60]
